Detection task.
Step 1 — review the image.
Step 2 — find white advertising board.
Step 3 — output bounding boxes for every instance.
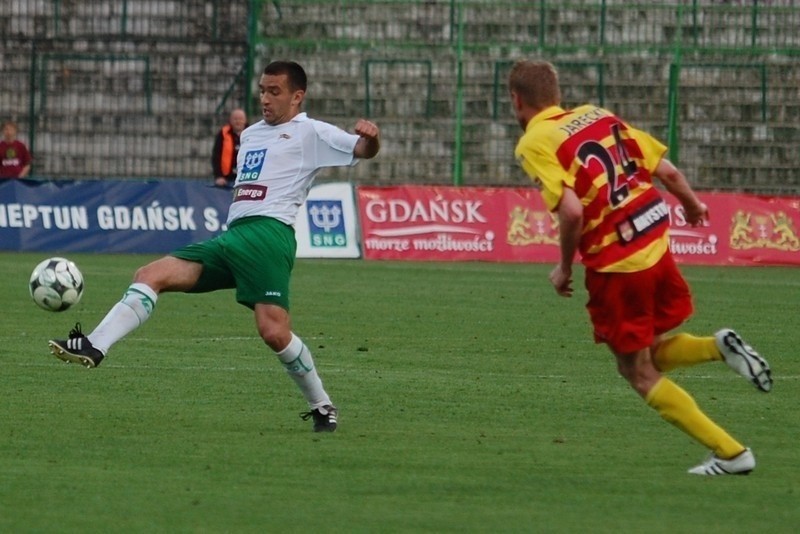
[295,182,361,258]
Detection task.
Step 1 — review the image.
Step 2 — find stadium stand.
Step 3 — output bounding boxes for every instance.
[1,1,798,192]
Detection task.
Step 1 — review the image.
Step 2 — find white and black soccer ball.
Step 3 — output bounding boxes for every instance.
[29,257,85,312]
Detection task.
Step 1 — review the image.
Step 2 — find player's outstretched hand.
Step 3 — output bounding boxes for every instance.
[549,264,574,297]
[355,119,380,140]
[684,201,709,227]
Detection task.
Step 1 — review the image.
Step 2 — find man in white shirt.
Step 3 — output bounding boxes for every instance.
[49,61,381,432]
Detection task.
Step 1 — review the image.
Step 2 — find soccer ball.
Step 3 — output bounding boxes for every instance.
[29,257,85,312]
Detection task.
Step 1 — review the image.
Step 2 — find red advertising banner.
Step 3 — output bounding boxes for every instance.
[681,192,800,266]
[357,186,800,266]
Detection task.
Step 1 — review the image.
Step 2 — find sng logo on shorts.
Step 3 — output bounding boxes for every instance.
[306,200,346,247]
[238,149,267,182]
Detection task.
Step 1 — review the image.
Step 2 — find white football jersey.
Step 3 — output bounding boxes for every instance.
[227,112,359,226]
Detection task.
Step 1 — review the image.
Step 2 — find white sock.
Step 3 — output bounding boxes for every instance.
[88,283,158,354]
[275,333,331,409]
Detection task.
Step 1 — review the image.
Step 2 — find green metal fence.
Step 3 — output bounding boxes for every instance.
[2,0,799,192]
[1,0,250,181]
[250,0,800,192]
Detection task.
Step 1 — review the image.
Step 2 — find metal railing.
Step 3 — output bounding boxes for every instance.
[251,0,800,192]
[1,0,798,192]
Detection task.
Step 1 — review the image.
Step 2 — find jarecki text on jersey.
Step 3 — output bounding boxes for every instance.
[557,107,610,136]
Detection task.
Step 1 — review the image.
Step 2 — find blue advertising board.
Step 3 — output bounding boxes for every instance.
[0,179,232,253]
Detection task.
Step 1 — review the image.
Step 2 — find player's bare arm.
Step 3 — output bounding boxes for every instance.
[653,158,708,226]
[353,119,381,159]
[550,187,583,297]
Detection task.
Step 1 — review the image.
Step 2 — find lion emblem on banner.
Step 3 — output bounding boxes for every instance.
[507,206,559,246]
[730,209,800,251]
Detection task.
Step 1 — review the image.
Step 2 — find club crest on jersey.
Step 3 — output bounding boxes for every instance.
[617,220,635,243]
[239,149,267,182]
[616,199,669,244]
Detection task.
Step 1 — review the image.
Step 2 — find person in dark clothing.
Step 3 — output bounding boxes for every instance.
[1,120,32,179]
[212,108,247,187]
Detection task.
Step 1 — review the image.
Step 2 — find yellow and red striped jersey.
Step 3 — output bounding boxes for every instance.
[515,105,670,273]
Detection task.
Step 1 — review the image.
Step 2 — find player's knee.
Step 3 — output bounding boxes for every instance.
[132,265,151,284]
[616,362,638,388]
[132,256,200,292]
[615,354,660,396]
[625,374,654,397]
[255,304,292,351]
[258,325,291,352]
[132,260,166,286]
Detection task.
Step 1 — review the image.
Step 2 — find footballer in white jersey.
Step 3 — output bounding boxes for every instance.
[48,60,380,434]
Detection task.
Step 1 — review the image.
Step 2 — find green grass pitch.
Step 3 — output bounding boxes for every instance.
[1,251,798,532]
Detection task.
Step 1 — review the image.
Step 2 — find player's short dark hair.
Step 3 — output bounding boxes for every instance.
[263,61,307,92]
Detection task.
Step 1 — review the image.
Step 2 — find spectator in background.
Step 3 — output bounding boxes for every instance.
[1,120,32,179]
[211,108,247,187]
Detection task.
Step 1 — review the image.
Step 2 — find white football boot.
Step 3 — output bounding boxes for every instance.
[715,329,773,392]
[688,448,755,476]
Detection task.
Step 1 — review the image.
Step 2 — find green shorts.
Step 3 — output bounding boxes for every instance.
[171,216,296,310]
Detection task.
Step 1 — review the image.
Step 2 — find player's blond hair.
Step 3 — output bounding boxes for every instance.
[508,60,561,110]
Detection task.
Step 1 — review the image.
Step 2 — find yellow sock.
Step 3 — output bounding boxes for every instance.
[652,333,720,372]
[645,377,745,459]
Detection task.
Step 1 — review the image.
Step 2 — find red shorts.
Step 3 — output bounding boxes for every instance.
[584,253,693,354]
